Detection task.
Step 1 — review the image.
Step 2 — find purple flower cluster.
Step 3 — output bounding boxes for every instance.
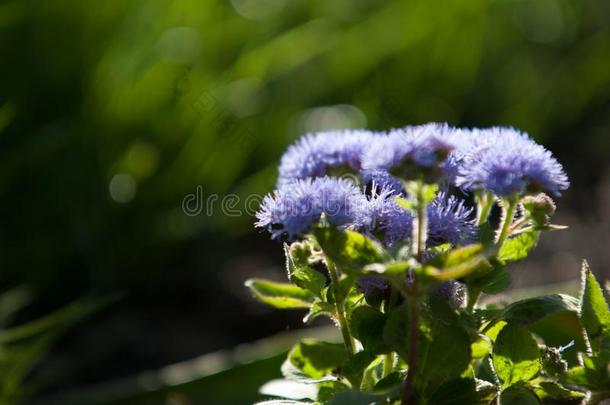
[257,123,569,242]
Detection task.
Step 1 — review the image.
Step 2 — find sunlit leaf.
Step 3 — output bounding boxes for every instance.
[499,294,579,325]
[283,339,347,381]
[313,227,384,274]
[492,323,540,386]
[498,228,539,263]
[499,384,540,404]
[284,244,326,297]
[579,261,610,352]
[245,279,314,309]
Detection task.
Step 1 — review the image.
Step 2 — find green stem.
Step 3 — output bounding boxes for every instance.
[402,296,420,405]
[476,192,494,226]
[466,287,481,313]
[326,259,354,357]
[495,199,517,247]
[412,182,428,262]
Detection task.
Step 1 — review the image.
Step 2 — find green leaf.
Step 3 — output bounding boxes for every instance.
[499,384,541,404]
[472,321,506,359]
[284,244,326,296]
[417,297,472,392]
[481,270,512,294]
[428,244,485,268]
[465,260,506,292]
[373,371,404,393]
[342,351,376,389]
[428,244,492,282]
[580,261,610,353]
[562,353,610,392]
[349,306,388,354]
[316,381,350,402]
[303,299,334,323]
[256,401,312,405]
[428,378,496,405]
[245,279,314,309]
[500,294,579,325]
[492,323,541,386]
[532,381,585,402]
[498,228,540,262]
[258,378,318,400]
[382,303,410,360]
[284,339,348,381]
[327,390,380,405]
[384,298,473,395]
[313,227,384,274]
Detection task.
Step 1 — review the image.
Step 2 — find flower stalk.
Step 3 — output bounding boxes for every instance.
[326,258,355,357]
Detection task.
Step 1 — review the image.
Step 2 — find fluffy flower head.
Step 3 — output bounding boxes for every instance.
[428,193,476,246]
[256,177,365,240]
[455,128,569,196]
[362,123,455,178]
[278,130,374,186]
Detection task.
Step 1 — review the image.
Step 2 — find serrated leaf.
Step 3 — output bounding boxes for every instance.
[314,228,384,274]
[580,261,610,353]
[498,228,539,262]
[284,244,326,296]
[500,294,579,325]
[349,306,388,354]
[285,339,348,381]
[499,384,541,404]
[493,323,541,386]
[245,279,314,309]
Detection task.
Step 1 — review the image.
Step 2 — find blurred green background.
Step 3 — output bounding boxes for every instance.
[1,0,610,403]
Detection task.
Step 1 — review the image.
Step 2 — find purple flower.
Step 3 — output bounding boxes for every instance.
[433,280,465,309]
[428,193,476,246]
[361,123,455,178]
[256,177,365,240]
[355,185,413,247]
[357,275,389,294]
[454,127,569,197]
[278,130,375,186]
[360,169,404,195]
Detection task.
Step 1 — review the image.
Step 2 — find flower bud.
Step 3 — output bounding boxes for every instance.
[522,193,556,226]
